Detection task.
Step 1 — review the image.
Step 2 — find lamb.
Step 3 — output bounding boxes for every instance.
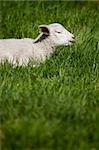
[0,23,75,66]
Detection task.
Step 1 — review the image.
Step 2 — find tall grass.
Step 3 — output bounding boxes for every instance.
[0,1,99,149]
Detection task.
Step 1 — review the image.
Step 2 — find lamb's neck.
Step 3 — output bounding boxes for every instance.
[33,33,56,53]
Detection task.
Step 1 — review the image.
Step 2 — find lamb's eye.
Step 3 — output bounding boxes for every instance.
[55,31,61,34]
[56,31,61,33]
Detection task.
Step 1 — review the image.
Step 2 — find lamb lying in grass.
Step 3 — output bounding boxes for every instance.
[0,23,75,66]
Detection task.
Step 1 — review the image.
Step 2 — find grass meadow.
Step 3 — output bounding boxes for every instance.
[0,1,99,149]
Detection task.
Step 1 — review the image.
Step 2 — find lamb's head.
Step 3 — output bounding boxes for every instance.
[39,23,75,46]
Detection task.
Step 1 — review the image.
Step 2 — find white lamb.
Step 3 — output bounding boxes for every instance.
[0,23,75,66]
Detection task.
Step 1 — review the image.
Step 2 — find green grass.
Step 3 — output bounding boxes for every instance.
[0,1,99,150]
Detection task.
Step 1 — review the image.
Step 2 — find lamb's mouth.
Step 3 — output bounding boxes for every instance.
[69,37,75,44]
[70,36,75,42]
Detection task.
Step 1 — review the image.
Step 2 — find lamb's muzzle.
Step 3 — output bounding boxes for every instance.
[0,23,75,66]
[69,36,75,43]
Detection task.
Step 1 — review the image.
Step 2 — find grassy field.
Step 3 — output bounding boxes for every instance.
[0,1,99,149]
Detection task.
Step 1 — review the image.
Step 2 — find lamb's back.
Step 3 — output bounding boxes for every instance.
[0,38,33,52]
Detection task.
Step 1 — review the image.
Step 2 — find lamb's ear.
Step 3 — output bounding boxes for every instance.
[39,25,50,35]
